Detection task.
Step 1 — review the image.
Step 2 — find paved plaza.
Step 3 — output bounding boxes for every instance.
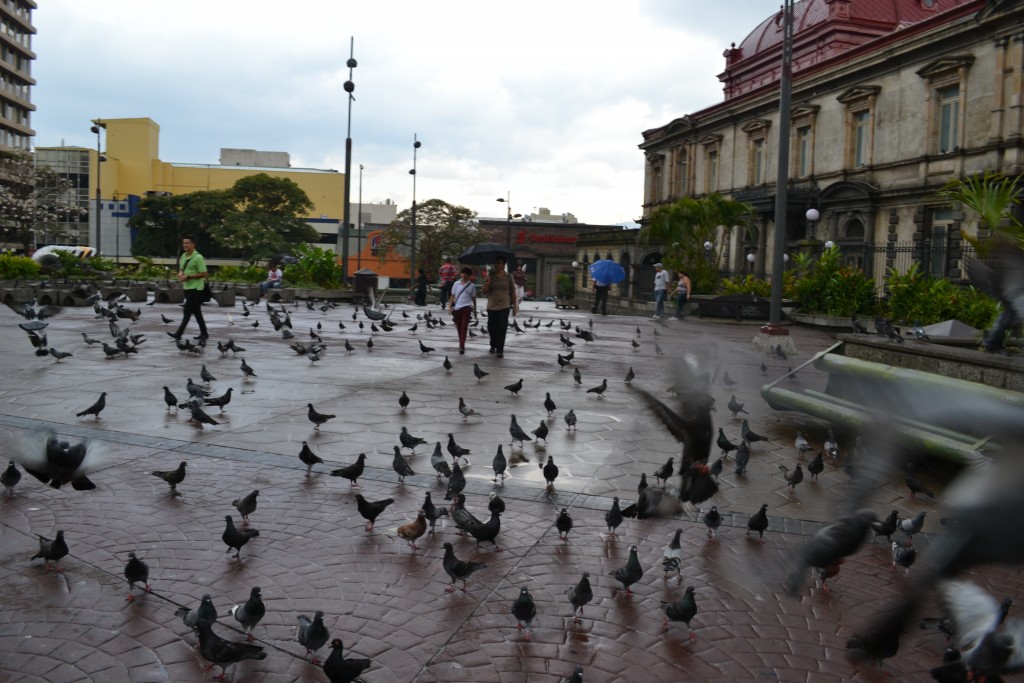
[0,294,1017,682]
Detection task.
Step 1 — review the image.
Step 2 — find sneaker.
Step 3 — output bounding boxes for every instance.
[459,347,465,355]
[496,352,503,358]
[669,316,679,320]
[652,315,661,320]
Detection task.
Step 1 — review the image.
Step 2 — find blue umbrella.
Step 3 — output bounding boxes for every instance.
[588,259,626,285]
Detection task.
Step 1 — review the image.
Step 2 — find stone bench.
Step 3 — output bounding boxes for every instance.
[266,288,296,303]
[154,288,185,304]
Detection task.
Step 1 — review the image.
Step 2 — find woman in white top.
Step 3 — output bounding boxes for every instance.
[449,266,478,354]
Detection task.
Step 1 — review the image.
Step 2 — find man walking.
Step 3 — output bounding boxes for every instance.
[591,276,609,315]
[438,256,458,310]
[169,234,209,340]
[652,262,670,320]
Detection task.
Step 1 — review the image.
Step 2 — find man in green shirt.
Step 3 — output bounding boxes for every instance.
[169,234,209,340]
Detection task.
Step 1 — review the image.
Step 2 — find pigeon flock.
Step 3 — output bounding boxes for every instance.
[2,286,1021,683]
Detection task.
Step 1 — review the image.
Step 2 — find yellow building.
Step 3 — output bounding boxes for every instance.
[37,117,347,259]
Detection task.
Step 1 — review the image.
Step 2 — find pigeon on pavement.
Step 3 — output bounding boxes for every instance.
[541,456,559,490]
[564,409,577,431]
[30,529,69,573]
[422,492,448,534]
[898,510,927,540]
[661,586,699,639]
[330,453,367,487]
[176,593,218,630]
[586,379,608,397]
[727,394,748,417]
[123,551,151,602]
[222,515,260,559]
[396,510,428,551]
[654,457,674,485]
[741,419,767,445]
[703,506,722,540]
[807,450,825,481]
[794,430,812,456]
[355,494,394,532]
[431,442,452,479]
[504,378,524,396]
[15,429,104,491]
[509,415,532,447]
[717,428,738,456]
[511,587,537,640]
[297,610,330,664]
[229,587,266,642]
[473,363,489,380]
[567,572,593,623]
[556,507,573,541]
[905,462,935,499]
[391,446,415,483]
[151,461,187,491]
[298,441,323,475]
[307,403,336,431]
[492,445,507,483]
[605,497,624,538]
[747,504,769,541]
[1,460,21,495]
[891,540,917,573]
[75,392,107,419]
[232,490,259,525]
[609,544,644,598]
[322,638,372,683]
[399,426,427,453]
[442,542,487,592]
[784,509,877,596]
[779,464,804,493]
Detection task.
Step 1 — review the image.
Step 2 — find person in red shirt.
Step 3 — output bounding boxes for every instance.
[438,257,458,310]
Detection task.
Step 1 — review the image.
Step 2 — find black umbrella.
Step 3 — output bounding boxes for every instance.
[458,243,516,268]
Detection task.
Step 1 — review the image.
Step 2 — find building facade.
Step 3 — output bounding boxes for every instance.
[639,0,1023,286]
[0,0,34,152]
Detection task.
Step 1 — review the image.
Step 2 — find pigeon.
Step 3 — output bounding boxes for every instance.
[442,541,488,592]
[703,506,721,540]
[488,491,506,515]
[75,391,107,419]
[722,370,737,388]
[557,353,571,369]
[447,433,471,462]
[779,464,804,493]
[431,443,452,479]
[807,450,825,481]
[355,494,394,532]
[541,456,559,490]
[391,446,415,483]
[232,490,259,525]
[48,348,72,361]
[727,394,748,417]
[532,419,548,446]
[891,540,917,573]
[419,339,435,354]
[151,461,187,491]
[297,610,330,664]
[168,586,215,635]
[398,391,410,411]
[344,339,355,353]
[572,367,582,385]
[563,666,585,683]
[734,440,751,476]
[555,507,573,541]
[586,379,608,397]
[509,415,532,447]
[161,386,180,412]
[228,586,266,642]
[871,510,899,542]
[567,572,593,623]
[200,364,216,386]
[968,238,1024,351]
[661,528,683,579]
[741,419,767,444]
[458,397,479,420]
[298,441,323,475]
[422,492,449,534]
[564,408,577,431]
[823,429,839,462]
[609,544,643,598]
[661,586,699,639]
[898,510,927,540]
[492,445,507,483]
[1,460,21,495]
[625,367,635,384]
[746,504,770,541]
[775,344,787,360]
[399,426,427,453]
[123,551,151,602]
[654,457,674,485]
[504,378,524,396]
[240,358,257,380]
[29,532,68,573]
[203,387,233,413]
[784,509,877,595]
[794,430,811,456]
[543,392,557,416]
[189,403,220,428]
[322,639,372,683]
[223,515,259,559]
[511,587,537,640]
[473,363,489,380]
[396,510,428,551]
[717,428,738,456]
[442,355,452,372]
[307,403,336,431]
[15,430,103,490]
[933,581,1018,678]
[905,462,935,499]
[605,497,624,537]
[445,464,467,505]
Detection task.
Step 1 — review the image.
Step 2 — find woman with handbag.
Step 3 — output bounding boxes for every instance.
[169,234,209,340]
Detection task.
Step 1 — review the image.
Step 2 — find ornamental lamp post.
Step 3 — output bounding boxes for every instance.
[496,194,522,248]
[767,0,795,330]
[90,121,106,254]
[805,207,820,240]
[409,135,421,282]
[340,37,357,282]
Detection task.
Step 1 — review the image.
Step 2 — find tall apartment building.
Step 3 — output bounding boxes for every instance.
[0,0,35,151]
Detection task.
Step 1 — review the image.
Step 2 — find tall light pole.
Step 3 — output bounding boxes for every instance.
[409,134,421,282]
[356,163,364,273]
[496,194,521,248]
[90,121,105,254]
[766,0,794,331]
[340,36,357,283]
[113,191,120,265]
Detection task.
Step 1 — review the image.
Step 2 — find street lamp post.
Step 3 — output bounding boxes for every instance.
[409,135,421,282]
[90,121,105,254]
[113,191,120,265]
[340,36,357,283]
[805,207,820,240]
[356,163,364,273]
[496,194,522,248]
[766,0,795,330]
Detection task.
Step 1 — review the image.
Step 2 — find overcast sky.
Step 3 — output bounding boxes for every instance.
[33,1,777,226]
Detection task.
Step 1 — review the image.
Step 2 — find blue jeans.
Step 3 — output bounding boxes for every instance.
[654,290,667,316]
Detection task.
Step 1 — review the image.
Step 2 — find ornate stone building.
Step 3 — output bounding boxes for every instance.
[639,0,1023,284]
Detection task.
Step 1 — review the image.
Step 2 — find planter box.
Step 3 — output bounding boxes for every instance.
[788,312,855,329]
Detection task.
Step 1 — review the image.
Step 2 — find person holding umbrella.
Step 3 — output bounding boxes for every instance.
[482,255,517,358]
[591,276,609,315]
[588,259,625,316]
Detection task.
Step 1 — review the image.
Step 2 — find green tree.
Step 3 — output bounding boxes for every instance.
[0,150,84,250]
[376,198,480,276]
[129,190,233,257]
[641,193,754,293]
[210,174,319,262]
[936,171,1024,256]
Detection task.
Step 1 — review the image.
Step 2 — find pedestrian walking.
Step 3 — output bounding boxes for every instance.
[591,277,609,316]
[449,266,477,354]
[483,256,517,358]
[670,270,691,320]
[438,257,458,310]
[169,234,209,340]
[512,264,527,302]
[413,268,429,306]
[652,262,670,319]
